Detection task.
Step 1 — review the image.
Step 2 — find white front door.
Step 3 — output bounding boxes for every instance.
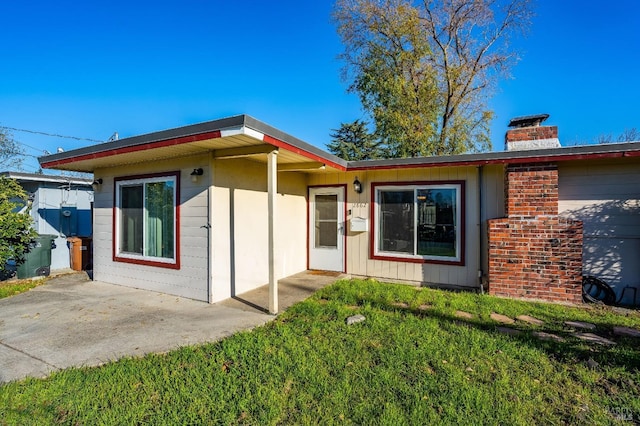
[309,187,345,272]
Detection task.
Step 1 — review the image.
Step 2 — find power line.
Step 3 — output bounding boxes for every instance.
[17,163,41,173]
[14,139,47,154]
[1,126,103,143]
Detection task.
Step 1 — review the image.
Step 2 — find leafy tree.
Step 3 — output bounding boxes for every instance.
[333,0,532,157]
[0,128,25,170]
[0,177,37,271]
[327,120,385,160]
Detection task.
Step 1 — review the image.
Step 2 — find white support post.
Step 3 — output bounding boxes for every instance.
[207,152,215,304]
[267,150,278,314]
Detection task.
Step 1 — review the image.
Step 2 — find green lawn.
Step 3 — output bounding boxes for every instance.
[0,277,46,299]
[1,278,639,425]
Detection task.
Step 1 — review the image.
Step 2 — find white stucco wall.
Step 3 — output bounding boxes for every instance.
[210,157,308,302]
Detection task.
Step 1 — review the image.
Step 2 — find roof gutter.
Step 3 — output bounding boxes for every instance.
[346,148,640,171]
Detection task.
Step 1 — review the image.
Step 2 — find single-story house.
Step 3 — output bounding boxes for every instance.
[1,172,93,272]
[38,114,640,312]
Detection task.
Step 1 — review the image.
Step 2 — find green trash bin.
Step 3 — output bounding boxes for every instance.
[16,235,57,279]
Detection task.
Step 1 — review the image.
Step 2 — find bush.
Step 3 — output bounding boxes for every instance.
[0,176,37,274]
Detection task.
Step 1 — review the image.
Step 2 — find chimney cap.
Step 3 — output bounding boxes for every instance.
[508,114,550,128]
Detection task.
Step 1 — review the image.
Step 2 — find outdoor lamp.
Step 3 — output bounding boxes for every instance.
[91,178,103,191]
[353,176,363,194]
[190,168,204,182]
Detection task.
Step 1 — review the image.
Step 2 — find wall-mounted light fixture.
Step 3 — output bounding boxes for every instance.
[92,178,103,191]
[190,168,204,183]
[353,176,363,194]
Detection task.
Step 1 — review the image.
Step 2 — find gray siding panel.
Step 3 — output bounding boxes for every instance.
[479,165,505,279]
[92,156,210,302]
[559,159,640,304]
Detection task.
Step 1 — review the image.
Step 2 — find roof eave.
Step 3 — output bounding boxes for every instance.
[37,113,640,173]
[38,114,348,172]
[347,141,640,170]
[1,171,93,185]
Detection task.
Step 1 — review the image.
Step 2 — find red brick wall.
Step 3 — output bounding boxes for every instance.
[505,163,558,217]
[505,125,558,142]
[488,163,583,303]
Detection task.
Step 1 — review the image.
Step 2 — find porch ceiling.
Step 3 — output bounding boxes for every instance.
[41,133,339,173]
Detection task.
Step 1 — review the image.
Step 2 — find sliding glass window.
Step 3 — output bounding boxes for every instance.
[115,173,178,267]
[374,182,463,263]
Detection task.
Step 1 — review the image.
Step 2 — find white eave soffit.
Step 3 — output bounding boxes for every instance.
[219,125,265,142]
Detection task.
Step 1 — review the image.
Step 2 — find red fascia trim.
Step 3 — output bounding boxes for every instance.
[112,171,181,270]
[41,131,222,168]
[263,134,347,171]
[369,180,466,266]
[307,184,348,273]
[347,151,640,172]
[504,151,637,164]
[350,159,497,172]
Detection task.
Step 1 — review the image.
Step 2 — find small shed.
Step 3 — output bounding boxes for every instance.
[1,172,94,271]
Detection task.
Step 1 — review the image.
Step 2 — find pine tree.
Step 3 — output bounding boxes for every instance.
[327,120,385,161]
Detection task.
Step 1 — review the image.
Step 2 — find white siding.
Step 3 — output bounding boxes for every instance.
[93,155,210,301]
[309,166,487,289]
[559,158,640,304]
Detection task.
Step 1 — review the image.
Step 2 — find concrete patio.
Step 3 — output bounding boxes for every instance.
[0,270,344,384]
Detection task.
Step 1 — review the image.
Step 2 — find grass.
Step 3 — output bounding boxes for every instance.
[0,277,47,299]
[1,278,639,424]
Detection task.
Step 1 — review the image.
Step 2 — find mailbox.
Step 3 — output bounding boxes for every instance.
[350,217,368,232]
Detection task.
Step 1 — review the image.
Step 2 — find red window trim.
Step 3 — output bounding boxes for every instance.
[112,171,181,270]
[369,180,465,266]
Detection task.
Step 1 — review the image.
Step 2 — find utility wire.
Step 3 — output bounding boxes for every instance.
[1,126,103,143]
[14,139,47,154]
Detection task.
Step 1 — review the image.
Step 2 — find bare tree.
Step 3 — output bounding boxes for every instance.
[334,0,533,157]
[0,128,25,170]
[596,128,640,144]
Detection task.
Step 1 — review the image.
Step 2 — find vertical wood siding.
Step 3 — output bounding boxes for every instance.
[308,166,495,289]
[479,165,505,279]
[559,158,640,303]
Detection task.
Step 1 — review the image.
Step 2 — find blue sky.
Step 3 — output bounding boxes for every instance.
[1,0,638,174]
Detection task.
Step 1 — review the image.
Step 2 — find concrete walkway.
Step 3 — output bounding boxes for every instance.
[220,270,344,313]
[0,271,342,384]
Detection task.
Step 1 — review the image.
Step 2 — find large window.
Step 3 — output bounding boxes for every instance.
[373,182,464,264]
[114,173,179,268]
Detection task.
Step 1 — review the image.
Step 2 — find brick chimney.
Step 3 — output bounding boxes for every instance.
[487,114,583,304]
[505,113,561,151]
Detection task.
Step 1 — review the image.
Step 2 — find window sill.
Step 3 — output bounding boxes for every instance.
[113,255,180,270]
[371,253,464,266]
